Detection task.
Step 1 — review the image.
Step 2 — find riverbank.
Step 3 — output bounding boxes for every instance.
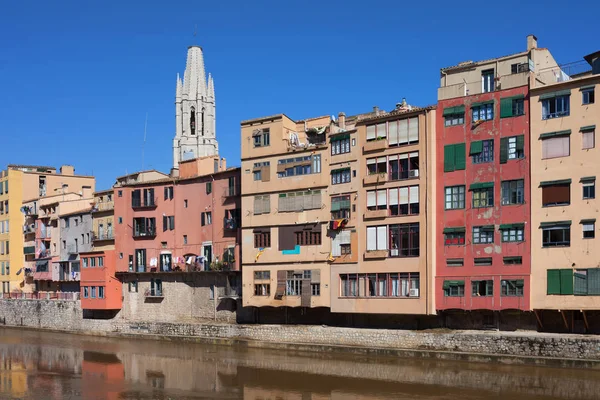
[2,298,600,369]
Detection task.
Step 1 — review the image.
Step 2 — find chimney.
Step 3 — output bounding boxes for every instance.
[373,106,379,116]
[338,112,346,129]
[81,186,92,199]
[527,34,538,51]
[60,165,75,175]
[584,51,600,76]
[220,157,227,171]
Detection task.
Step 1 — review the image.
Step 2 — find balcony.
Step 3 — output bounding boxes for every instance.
[92,231,114,241]
[23,246,36,255]
[363,139,387,153]
[223,186,241,198]
[23,224,36,234]
[144,288,164,298]
[364,173,387,186]
[438,72,529,101]
[132,229,156,239]
[364,250,388,260]
[38,230,51,239]
[364,209,388,219]
[224,217,238,231]
[92,201,114,213]
[67,245,79,255]
[22,205,38,216]
[36,249,50,259]
[132,198,157,210]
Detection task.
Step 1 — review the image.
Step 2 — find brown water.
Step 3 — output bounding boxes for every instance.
[0,328,599,400]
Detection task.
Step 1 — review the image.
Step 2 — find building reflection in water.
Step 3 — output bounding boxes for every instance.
[2,328,600,400]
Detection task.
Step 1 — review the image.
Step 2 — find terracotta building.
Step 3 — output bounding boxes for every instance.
[529,50,600,332]
[435,35,560,317]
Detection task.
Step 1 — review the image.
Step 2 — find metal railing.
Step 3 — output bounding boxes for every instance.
[132,197,158,209]
[132,229,156,238]
[223,186,241,198]
[0,291,80,301]
[93,231,114,241]
[92,201,114,212]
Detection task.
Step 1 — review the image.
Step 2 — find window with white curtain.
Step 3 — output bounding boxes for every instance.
[367,190,387,211]
[389,186,419,215]
[388,117,418,146]
[367,226,387,251]
[542,136,570,159]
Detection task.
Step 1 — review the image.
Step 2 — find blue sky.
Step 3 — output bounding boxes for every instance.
[0,0,597,190]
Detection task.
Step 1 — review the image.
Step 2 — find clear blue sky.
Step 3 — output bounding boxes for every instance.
[1,0,597,190]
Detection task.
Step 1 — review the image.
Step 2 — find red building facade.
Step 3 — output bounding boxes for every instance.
[79,249,122,311]
[436,61,532,312]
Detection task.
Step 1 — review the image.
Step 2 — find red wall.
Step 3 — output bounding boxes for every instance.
[80,249,122,310]
[435,86,531,311]
[114,170,241,273]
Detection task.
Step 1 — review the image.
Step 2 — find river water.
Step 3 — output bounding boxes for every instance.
[0,328,599,400]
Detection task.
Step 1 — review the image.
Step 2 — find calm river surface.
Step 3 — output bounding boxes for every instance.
[0,328,599,400]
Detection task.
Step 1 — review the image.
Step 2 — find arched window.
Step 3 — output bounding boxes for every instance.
[190,107,196,135]
[201,108,205,136]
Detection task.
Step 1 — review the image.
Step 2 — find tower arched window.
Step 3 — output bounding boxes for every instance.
[201,108,205,136]
[190,107,196,135]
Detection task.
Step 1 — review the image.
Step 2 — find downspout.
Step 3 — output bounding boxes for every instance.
[424,111,430,316]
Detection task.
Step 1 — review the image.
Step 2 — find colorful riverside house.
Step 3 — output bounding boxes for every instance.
[529,50,600,332]
[435,35,561,322]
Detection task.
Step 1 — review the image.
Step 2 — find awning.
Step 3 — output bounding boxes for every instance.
[581,125,596,132]
[580,176,596,182]
[580,85,595,91]
[499,223,525,230]
[471,100,494,108]
[539,179,571,187]
[443,227,465,234]
[539,89,571,100]
[469,182,493,190]
[330,134,350,142]
[540,221,572,228]
[443,105,465,116]
[442,280,465,289]
[539,130,571,139]
[580,219,596,224]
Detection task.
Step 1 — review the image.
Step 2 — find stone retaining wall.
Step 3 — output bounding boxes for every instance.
[2,299,600,363]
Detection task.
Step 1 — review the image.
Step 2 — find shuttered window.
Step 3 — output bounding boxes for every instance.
[542,136,570,159]
[367,226,387,251]
[500,95,525,118]
[541,181,571,206]
[500,135,525,163]
[547,269,574,295]
[444,143,466,172]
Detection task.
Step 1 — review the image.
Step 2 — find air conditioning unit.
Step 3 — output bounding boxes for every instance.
[409,288,419,297]
[409,170,419,178]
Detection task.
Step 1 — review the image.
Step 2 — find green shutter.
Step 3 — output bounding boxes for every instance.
[516,135,524,151]
[454,143,466,170]
[587,269,600,295]
[500,138,508,164]
[486,281,493,296]
[469,140,483,155]
[330,134,350,142]
[560,269,574,295]
[469,182,493,190]
[547,269,561,295]
[500,97,513,118]
[442,280,451,289]
[515,280,525,288]
[574,271,588,295]
[444,145,455,172]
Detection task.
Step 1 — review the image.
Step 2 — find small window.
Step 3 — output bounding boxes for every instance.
[254,270,270,280]
[201,211,212,226]
[254,231,271,248]
[128,281,138,293]
[582,128,595,150]
[98,287,105,299]
[444,112,464,127]
[311,283,321,296]
[501,226,524,242]
[541,136,570,159]
[472,103,494,121]
[331,136,351,155]
[252,128,270,147]
[501,180,525,205]
[83,287,89,298]
[481,69,495,93]
[582,221,595,239]
[582,88,595,105]
[503,256,522,265]
[471,140,494,164]
[445,185,465,210]
[501,280,524,297]
[183,235,188,245]
[206,182,212,194]
[254,284,270,296]
[472,186,494,208]
[583,180,596,199]
[184,199,188,208]
[443,280,465,297]
[472,280,493,296]
[446,258,464,267]
[473,226,494,244]
[331,169,351,185]
[118,190,123,197]
[444,230,465,246]
[118,217,123,224]
[474,257,493,266]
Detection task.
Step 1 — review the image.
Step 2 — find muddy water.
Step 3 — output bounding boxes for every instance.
[0,327,599,399]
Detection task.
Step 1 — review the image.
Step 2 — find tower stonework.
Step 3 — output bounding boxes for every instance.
[173,46,218,170]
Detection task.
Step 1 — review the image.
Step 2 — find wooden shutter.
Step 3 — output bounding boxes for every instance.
[542,184,570,206]
[201,213,205,226]
[454,143,466,170]
[163,216,167,232]
[444,145,455,172]
[560,269,574,295]
[311,269,321,283]
[547,269,561,294]
[261,165,271,182]
[301,279,311,307]
[500,138,508,164]
[274,270,286,299]
[500,97,513,118]
[516,135,525,151]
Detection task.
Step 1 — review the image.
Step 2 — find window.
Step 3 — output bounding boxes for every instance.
[83,287,89,298]
[572,269,600,296]
[331,195,351,219]
[64,219,69,228]
[201,212,212,226]
[278,190,321,212]
[474,257,493,266]
[443,143,466,172]
[471,184,494,208]
[500,224,524,242]
[331,168,351,185]
[277,155,320,178]
[133,217,156,237]
[582,179,596,199]
[473,226,494,244]
[444,228,465,246]
[254,230,271,248]
[128,281,138,293]
[541,181,570,206]
[541,222,571,247]
[98,287,104,299]
[582,87,595,105]
[542,94,570,119]
[388,186,419,216]
[254,284,270,296]
[511,62,529,74]
[311,283,321,296]
[183,235,188,245]
[206,182,212,194]
[367,226,387,251]
[366,122,387,142]
[389,152,419,180]
[254,270,270,280]
[162,215,175,231]
[98,257,104,267]
[331,135,351,155]
[82,258,88,268]
[252,128,270,147]
[499,136,525,163]
[541,134,570,159]
[285,271,303,296]
[501,180,524,205]
[159,254,172,272]
[472,102,494,121]
[164,186,173,200]
[443,280,465,297]
[471,140,494,164]
[503,256,522,265]
[89,257,96,267]
[118,190,123,197]
[582,220,595,239]
[295,230,321,246]
[184,199,188,208]
[389,223,419,257]
[388,117,419,146]
[443,106,465,126]
[500,95,525,118]
[481,69,494,93]
[253,161,270,181]
[340,272,420,297]
[332,230,351,257]
[472,280,493,296]
[366,157,387,176]
[445,185,465,209]
[582,127,595,150]
[135,249,146,272]
[91,287,96,299]
[447,258,464,267]
[501,280,524,297]
[366,189,387,211]
[118,217,122,224]
[253,195,271,215]
[62,240,66,250]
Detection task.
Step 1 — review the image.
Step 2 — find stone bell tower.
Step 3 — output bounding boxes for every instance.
[172,46,218,171]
